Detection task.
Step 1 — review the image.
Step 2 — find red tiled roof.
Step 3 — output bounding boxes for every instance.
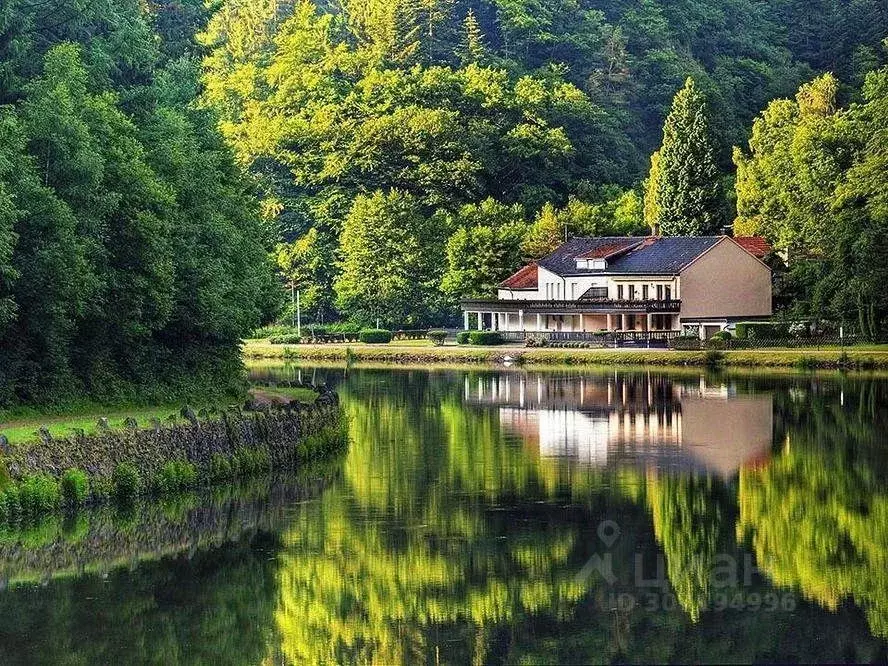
[499,263,538,289]
[732,236,771,258]
[576,238,644,259]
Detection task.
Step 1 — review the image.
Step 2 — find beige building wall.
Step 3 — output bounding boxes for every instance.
[679,238,772,320]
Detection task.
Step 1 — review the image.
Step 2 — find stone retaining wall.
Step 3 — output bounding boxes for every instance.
[4,391,342,481]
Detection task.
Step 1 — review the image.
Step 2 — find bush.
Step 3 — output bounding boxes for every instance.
[235,448,271,475]
[18,474,61,516]
[704,349,726,367]
[153,460,198,494]
[456,331,471,345]
[711,330,732,341]
[60,468,89,507]
[427,330,448,346]
[269,333,302,345]
[359,329,393,344]
[524,333,549,348]
[250,324,299,339]
[112,463,141,501]
[734,322,788,339]
[468,331,504,345]
[209,453,233,481]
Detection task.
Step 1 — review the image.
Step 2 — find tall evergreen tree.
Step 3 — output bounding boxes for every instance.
[654,78,723,236]
[457,9,486,64]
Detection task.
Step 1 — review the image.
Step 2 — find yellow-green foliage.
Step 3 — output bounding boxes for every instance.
[738,444,888,638]
[60,469,89,506]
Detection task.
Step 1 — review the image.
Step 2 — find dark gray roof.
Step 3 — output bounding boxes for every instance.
[538,236,723,276]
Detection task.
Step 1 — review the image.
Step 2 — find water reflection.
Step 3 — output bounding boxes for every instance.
[467,372,772,475]
[0,367,887,663]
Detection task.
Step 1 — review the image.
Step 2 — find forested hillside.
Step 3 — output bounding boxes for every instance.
[0,0,279,406]
[198,0,888,328]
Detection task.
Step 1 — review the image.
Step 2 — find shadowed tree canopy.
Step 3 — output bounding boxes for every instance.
[0,0,279,407]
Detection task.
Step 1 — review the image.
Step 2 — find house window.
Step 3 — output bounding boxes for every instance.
[617,284,624,300]
[656,284,663,300]
[571,282,577,299]
[665,285,672,301]
[642,285,649,300]
[628,285,636,301]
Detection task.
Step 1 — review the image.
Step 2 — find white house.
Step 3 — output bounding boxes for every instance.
[461,235,772,340]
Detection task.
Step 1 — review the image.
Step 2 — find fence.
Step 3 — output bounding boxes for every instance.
[670,334,876,350]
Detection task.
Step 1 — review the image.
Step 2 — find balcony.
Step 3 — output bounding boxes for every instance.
[460,298,682,314]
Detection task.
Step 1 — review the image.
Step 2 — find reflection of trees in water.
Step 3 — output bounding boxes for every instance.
[0,534,281,665]
[739,376,888,639]
[646,473,731,621]
[739,444,888,638]
[273,369,888,662]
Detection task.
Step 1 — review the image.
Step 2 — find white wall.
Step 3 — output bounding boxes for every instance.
[499,266,680,303]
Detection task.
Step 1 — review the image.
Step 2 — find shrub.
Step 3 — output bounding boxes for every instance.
[427,330,447,346]
[794,356,818,370]
[209,453,233,481]
[711,330,732,341]
[456,331,471,345]
[18,474,61,516]
[359,329,393,344]
[250,324,299,339]
[112,463,141,501]
[60,468,89,507]
[734,322,788,339]
[468,331,504,346]
[153,460,198,494]
[525,333,548,348]
[269,333,302,345]
[704,349,725,367]
[235,448,271,475]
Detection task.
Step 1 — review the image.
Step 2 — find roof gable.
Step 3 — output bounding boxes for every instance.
[499,263,538,289]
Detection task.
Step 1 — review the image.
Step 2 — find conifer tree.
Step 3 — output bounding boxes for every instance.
[458,9,486,64]
[643,150,661,234]
[654,78,723,236]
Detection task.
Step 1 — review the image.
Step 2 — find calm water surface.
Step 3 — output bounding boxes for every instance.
[1,365,887,664]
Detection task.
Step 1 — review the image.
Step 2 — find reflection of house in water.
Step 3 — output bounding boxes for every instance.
[465,373,773,476]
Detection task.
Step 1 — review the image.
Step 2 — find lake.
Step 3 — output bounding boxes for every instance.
[1,365,887,664]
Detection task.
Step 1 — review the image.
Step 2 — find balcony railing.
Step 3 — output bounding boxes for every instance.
[460,298,682,314]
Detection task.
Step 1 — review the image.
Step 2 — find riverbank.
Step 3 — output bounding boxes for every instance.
[243,340,888,369]
[0,385,347,522]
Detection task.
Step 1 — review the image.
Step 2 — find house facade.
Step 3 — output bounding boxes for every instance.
[460,236,772,340]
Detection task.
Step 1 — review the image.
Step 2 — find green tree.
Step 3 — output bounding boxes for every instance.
[643,150,661,233]
[440,199,528,299]
[335,190,443,327]
[654,78,723,235]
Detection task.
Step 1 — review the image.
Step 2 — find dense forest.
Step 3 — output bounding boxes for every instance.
[198,0,888,331]
[1,0,887,406]
[0,1,279,406]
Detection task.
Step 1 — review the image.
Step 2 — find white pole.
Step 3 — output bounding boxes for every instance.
[296,289,301,338]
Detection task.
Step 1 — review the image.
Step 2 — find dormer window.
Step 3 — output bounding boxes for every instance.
[576,258,607,270]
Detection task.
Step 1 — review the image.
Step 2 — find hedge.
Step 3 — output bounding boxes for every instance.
[427,330,448,346]
[456,331,471,345]
[734,322,789,339]
[359,329,393,344]
[468,331,504,346]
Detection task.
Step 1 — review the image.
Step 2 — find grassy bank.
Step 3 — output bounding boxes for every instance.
[243,340,888,370]
[0,387,317,447]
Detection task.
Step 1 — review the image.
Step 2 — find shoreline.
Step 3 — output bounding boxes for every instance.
[243,340,888,370]
[0,386,347,523]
